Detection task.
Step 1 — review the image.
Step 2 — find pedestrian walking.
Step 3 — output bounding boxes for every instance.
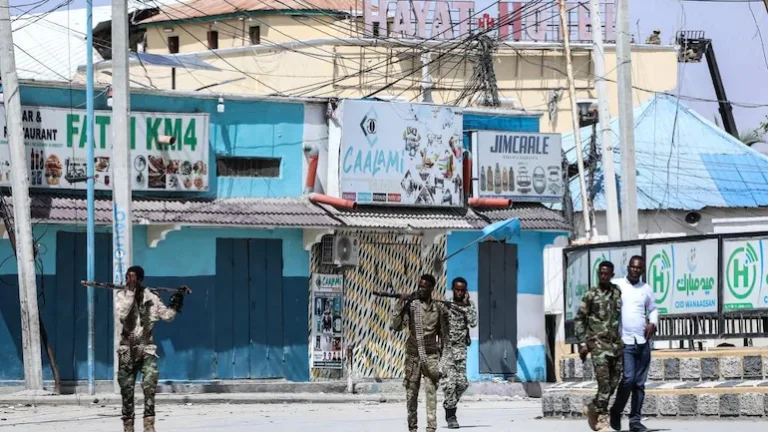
[574,261,623,431]
[116,266,186,432]
[610,256,658,432]
[391,274,449,432]
[441,277,477,428]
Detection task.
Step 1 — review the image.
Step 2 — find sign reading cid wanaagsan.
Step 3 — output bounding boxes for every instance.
[722,238,768,311]
[646,239,718,315]
[475,130,562,202]
[0,106,209,192]
[337,100,464,207]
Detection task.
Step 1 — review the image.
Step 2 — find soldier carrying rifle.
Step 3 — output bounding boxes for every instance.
[113,266,187,432]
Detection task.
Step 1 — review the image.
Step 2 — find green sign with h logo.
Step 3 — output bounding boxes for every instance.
[647,247,672,313]
[724,240,763,310]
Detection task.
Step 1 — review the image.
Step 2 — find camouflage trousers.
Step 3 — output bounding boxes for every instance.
[592,352,623,414]
[404,354,440,432]
[441,357,468,410]
[118,345,160,421]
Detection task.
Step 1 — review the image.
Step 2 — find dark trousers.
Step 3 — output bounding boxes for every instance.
[611,342,651,426]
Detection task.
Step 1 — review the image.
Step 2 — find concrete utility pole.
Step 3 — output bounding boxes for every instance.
[0,0,43,390]
[111,0,133,393]
[558,0,594,240]
[589,0,621,241]
[615,0,638,240]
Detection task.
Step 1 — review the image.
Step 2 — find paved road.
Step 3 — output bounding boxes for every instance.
[0,399,765,431]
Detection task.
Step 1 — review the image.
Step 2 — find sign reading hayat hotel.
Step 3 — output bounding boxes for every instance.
[363,0,616,42]
[722,237,768,310]
[334,99,464,207]
[0,106,209,192]
[646,239,718,315]
[474,130,562,202]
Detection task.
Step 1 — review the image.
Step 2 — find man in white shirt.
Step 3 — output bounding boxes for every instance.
[609,256,659,432]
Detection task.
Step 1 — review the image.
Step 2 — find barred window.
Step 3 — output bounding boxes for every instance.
[216,157,281,178]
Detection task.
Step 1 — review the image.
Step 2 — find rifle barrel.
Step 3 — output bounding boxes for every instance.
[372,291,455,306]
[80,281,191,294]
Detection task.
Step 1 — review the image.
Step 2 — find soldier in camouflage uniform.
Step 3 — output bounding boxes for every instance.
[116,266,186,432]
[574,261,623,432]
[442,277,477,429]
[391,274,449,432]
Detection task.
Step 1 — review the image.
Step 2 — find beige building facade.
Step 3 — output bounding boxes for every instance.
[87,0,679,134]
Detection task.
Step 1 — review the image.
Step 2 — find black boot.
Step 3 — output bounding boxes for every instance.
[446,407,459,429]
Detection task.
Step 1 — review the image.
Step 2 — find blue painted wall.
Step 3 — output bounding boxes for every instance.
[15,85,306,198]
[446,230,565,383]
[449,112,568,383]
[0,225,310,383]
[0,85,312,383]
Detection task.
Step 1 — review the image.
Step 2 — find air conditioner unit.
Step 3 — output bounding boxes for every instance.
[321,235,360,267]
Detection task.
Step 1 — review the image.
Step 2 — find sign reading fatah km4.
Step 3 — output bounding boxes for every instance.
[0,106,210,192]
[475,130,562,202]
[333,99,464,207]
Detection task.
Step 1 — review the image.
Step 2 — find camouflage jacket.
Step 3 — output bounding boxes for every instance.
[445,301,477,362]
[574,284,623,357]
[391,298,449,358]
[115,287,178,355]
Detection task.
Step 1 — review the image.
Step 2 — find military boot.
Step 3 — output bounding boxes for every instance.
[583,404,598,431]
[122,419,134,432]
[596,415,613,432]
[143,416,156,432]
[446,407,459,429]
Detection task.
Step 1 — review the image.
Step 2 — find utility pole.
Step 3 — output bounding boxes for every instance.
[616,0,638,240]
[85,0,97,396]
[111,0,133,393]
[589,0,621,241]
[0,0,43,391]
[558,0,594,240]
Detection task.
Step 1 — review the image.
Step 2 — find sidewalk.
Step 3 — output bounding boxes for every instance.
[0,380,540,407]
[0,392,529,407]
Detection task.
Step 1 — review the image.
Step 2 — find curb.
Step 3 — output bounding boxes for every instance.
[542,386,768,419]
[0,393,527,407]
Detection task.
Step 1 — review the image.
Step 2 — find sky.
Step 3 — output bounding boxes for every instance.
[9,0,768,134]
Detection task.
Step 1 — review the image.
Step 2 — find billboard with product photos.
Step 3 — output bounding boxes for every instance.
[0,106,209,192]
[334,99,464,207]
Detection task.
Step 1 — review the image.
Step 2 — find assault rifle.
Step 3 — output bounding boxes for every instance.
[372,291,457,308]
[80,280,192,294]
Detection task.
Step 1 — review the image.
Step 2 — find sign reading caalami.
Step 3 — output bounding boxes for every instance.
[337,100,463,207]
[0,106,209,192]
[646,239,718,315]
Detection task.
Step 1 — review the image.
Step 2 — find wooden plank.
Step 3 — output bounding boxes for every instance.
[248,239,268,378]
[214,238,234,379]
[54,231,76,381]
[264,239,284,378]
[231,240,249,379]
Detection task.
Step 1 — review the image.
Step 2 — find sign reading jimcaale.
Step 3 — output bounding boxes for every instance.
[474,130,562,202]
